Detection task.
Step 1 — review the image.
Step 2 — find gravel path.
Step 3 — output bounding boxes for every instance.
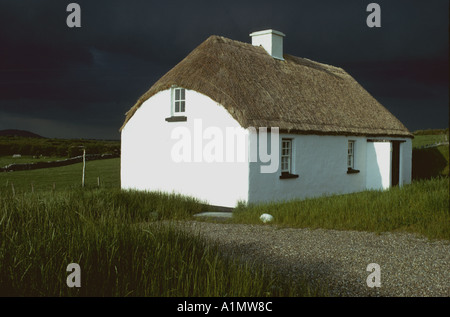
[176,221,449,297]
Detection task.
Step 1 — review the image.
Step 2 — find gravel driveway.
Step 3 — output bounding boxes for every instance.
[176,221,449,297]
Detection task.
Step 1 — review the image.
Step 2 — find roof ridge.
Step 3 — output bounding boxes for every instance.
[205,34,269,55]
[207,35,349,76]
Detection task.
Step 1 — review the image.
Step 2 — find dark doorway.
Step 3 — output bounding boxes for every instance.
[391,141,400,186]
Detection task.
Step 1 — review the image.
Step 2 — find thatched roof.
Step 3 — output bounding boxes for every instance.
[121,35,412,138]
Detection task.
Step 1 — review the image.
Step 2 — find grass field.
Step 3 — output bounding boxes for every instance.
[412,130,449,149]
[0,156,448,240]
[0,155,68,168]
[0,188,323,296]
[412,135,448,149]
[232,177,449,240]
[0,157,324,296]
[0,158,120,193]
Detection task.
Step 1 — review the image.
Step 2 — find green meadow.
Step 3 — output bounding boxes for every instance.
[0,158,323,297]
[0,155,66,168]
[232,177,449,241]
[412,129,449,148]
[0,157,120,193]
[0,187,324,297]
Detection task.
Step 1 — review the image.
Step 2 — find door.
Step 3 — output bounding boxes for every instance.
[391,141,400,186]
[366,141,391,190]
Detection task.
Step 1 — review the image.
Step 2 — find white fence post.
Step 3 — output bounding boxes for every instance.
[82,149,86,187]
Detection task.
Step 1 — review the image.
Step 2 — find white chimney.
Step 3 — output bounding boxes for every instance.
[249,29,286,60]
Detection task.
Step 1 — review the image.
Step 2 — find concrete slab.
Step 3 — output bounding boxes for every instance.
[193,212,233,219]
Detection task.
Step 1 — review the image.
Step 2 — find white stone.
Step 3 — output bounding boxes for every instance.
[260,213,274,223]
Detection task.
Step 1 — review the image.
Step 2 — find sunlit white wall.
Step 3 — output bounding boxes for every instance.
[121,89,249,208]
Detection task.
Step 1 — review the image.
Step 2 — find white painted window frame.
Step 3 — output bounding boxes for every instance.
[348,140,355,169]
[172,87,185,115]
[281,138,293,173]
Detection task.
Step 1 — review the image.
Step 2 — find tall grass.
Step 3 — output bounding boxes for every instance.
[0,188,323,296]
[232,177,449,240]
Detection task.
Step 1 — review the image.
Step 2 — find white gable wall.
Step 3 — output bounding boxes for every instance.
[121,89,249,208]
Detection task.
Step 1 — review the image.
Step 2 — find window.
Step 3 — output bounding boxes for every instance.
[166,87,187,122]
[281,139,292,173]
[173,88,185,114]
[280,139,298,179]
[347,140,359,174]
[347,140,354,169]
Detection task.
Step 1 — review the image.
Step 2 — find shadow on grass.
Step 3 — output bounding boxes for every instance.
[412,147,448,180]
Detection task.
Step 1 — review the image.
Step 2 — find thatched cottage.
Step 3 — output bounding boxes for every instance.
[120,30,413,208]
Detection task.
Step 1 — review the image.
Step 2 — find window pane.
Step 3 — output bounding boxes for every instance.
[180,89,185,100]
[281,139,293,173]
[281,158,288,171]
[180,101,185,112]
[175,89,180,100]
[175,101,180,112]
[348,141,355,168]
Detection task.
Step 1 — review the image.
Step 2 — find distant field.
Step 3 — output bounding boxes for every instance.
[0,136,120,158]
[0,155,67,168]
[412,134,448,149]
[0,158,120,193]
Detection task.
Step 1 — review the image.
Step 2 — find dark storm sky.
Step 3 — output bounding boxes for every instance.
[0,0,448,139]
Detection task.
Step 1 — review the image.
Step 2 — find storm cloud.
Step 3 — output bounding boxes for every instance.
[0,0,447,139]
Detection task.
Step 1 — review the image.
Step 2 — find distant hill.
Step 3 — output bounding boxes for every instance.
[0,129,44,138]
